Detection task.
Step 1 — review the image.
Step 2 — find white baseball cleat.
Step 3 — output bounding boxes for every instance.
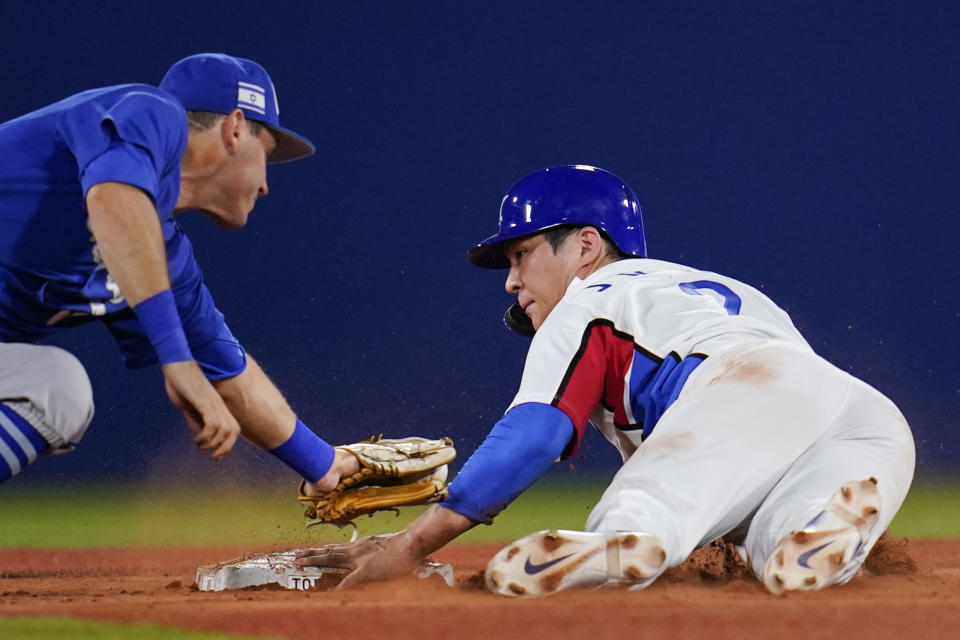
[485,529,668,597]
[763,477,881,595]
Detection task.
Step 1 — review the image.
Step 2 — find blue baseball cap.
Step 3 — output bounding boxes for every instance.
[159,53,315,164]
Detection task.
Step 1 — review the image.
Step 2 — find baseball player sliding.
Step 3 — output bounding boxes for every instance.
[297,165,916,595]
[0,54,368,493]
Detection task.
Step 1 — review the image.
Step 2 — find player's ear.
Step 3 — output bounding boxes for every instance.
[219,109,245,155]
[577,227,604,262]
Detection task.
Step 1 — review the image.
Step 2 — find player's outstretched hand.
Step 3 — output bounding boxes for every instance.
[297,506,474,589]
[161,360,241,459]
[295,533,418,589]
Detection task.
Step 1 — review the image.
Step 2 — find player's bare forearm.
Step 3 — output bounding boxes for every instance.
[213,358,357,488]
[213,355,296,449]
[396,505,476,560]
[85,182,170,306]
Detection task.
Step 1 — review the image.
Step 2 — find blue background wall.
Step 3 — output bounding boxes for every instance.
[1,1,956,482]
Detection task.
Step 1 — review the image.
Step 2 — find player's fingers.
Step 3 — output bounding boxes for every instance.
[204,412,233,449]
[181,408,203,436]
[203,428,227,456]
[295,539,369,559]
[171,395,204,436]
[295,550,356,570]
[211,426,239,460]
[193,404,237,450]
[193,421,218,448]
[334,569,369,590]
[191,405,218,446]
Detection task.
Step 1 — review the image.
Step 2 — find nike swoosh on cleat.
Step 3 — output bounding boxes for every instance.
[524,553,575,574]
[797,543,832,569]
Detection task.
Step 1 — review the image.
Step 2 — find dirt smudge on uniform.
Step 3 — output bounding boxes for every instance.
[708,359,779,386]
[647,431,693,451]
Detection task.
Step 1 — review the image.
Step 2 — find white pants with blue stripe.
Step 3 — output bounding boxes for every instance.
[585,340,915,581]
[0,343,95,476]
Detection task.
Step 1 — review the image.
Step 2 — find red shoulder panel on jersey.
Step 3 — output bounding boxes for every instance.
[552,319,645,455]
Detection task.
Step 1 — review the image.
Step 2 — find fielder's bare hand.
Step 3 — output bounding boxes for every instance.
[162,360,241,459]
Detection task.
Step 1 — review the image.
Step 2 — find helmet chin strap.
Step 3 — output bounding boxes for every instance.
[503,302,536,337]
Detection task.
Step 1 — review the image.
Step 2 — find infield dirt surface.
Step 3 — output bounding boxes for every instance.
[2,535,959,640]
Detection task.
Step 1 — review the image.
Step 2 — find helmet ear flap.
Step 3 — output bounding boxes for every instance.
[504,302,536,337]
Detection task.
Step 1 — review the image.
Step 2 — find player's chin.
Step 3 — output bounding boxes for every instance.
[226,212,251,229]
[531,303,559,330]
[208,205,252,229]
[529,309,545,331]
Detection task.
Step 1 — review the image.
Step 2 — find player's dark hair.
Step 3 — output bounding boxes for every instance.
[185,110,263,136]
[542,224,630,261]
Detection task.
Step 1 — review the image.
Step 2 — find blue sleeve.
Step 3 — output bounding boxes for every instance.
[80,141,160,203]
[59,88,186,206]
[439,403,574,525]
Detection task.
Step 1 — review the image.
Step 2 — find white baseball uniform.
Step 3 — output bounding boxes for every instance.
[506,258,915,577]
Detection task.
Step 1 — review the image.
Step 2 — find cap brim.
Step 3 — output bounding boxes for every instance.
[264,125,315,164]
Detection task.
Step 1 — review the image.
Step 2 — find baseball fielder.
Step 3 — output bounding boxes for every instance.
[0,54,362,491]
[297,165,916,595]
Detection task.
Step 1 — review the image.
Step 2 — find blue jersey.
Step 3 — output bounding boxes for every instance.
[0,85,245,379]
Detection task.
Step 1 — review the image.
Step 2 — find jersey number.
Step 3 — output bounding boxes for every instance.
[678,280,741,315]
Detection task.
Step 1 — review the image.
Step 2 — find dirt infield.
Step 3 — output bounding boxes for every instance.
[2,536,959,640]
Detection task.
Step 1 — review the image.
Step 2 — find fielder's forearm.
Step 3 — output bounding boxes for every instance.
[85,182,171,306]
[87,182,193,365]
[214,357,338,483]
[213,356,296,449]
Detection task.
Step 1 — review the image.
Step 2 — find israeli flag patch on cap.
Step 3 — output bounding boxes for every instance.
[237,81,266,114]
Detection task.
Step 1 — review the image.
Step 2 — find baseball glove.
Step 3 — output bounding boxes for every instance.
[299,436,456,528]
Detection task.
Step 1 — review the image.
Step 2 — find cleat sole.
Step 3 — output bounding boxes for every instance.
[485,529,667,597]
[763,478,881,595]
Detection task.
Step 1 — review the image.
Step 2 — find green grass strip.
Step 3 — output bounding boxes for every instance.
[0,476,957,548]
[0,477,606,547]
[0,617,281,640]
[885,479,960,538]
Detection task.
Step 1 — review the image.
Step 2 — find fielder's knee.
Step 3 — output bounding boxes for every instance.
[3,345,95,449]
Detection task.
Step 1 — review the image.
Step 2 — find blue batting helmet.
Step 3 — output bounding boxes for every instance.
[467,165,647,269]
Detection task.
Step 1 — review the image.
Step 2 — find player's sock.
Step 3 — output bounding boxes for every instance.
[0,403,50,483]
[268,418,335,483]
